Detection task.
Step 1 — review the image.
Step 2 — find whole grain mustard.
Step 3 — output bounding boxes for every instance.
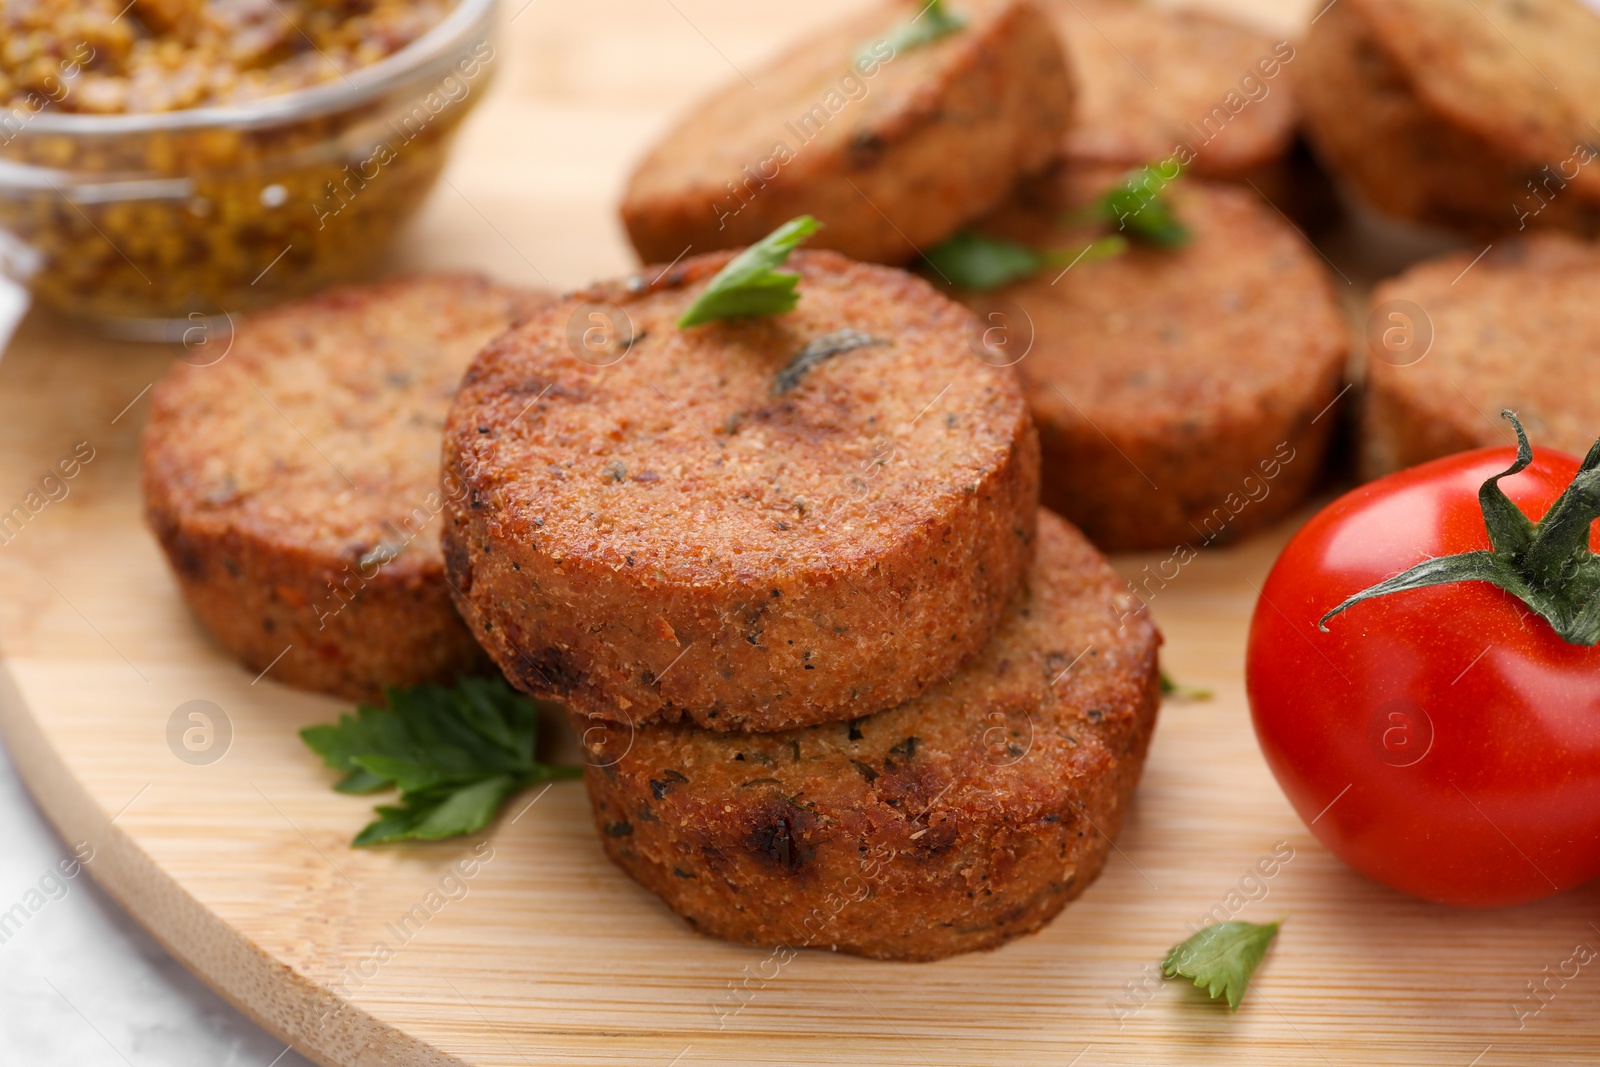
[0,0,488,327]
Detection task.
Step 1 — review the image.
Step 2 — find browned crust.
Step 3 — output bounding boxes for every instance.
[140,274,547,701]
[1361,233,1600,479]
[1348,0,1600,180]
[1297,0,1600,237]
[1048,0,1299,180]
[142,508,493,700]
[620,0,1074,265]
[579,510,1160,962]
[443,249,1039,732]
[957,172,1347,551]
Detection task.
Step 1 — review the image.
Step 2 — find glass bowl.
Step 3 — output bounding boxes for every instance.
[0,0,498,339]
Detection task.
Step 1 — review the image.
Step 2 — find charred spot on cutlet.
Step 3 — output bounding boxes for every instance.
[771,330,887,395]
[441,534,472,593]
[851,760,880,783]
[517,643,583,696]
[650,769,688,800]
[744,804,815,874]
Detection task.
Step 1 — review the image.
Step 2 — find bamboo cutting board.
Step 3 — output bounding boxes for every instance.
[2,1,1598,1064]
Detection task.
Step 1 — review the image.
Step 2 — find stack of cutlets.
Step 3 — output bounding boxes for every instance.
[142,251,1162,962]
[133,0,1600,964]
[1297,0,1600,239]
[431,0,1166,961]
[442,248,1162,961]
[147,0,1402,961]
[1293,0,1600,475]
[622,0,1354,554]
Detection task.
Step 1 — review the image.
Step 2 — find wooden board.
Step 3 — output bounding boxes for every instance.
[2,1,1598,1064]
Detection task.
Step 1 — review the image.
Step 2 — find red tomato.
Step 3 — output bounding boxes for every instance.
[1247,445,1600,906]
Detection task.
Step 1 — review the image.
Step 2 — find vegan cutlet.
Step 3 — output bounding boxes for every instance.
[142,274,547,701]
[442,248,1040,733]
[1297,0,1600,237]
[579,509,1160,961]
[1362,234,1600,478]
[621,0,1074,265]
[954,169,1345,551]
[1047,0,1299,182]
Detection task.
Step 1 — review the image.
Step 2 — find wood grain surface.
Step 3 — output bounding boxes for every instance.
[1,0,1597,1064]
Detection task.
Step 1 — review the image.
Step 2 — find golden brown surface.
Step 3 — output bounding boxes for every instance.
[1049,0,1298,179]
[620,0,1074,265]
[1297,0,1600,237]
[444,248,1039,732]
[141,273,546,701]
[1362,234,1600,478]
[0,0,456,112]
[580,509,1161,961]
[958,170,1345,551]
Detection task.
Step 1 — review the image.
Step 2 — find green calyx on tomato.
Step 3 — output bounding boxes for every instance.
[1319,410,1600,646]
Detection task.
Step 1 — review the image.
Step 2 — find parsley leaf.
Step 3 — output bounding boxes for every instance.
[873,0,967,60]
[1162,920,1281,1010]
[300,676,581,846]
[923,231,1039,290]
[677,215,820,327]
[1095,167,1191,248]
[1160,670,1213,701]
[922,230,1126,291]
[923,160,1196,290]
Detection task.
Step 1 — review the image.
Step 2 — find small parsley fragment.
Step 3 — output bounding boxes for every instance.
[772,328,886,394]
[923,231,1038,290]
[300,676,580,846]
[1162,920,1281,1010]
[923,159,1192,291]
[861,0,967,65]
[922,230,1126,291]
[926,160,1187,291]
[1160,669,1213,701]
[678,215,820,328]
[1094,166,1191,248]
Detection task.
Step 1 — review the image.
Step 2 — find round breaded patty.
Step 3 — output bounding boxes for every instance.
[142,274,547,701]
[1362,234,1600,478]
[1298,0,1600,237]
[443,249,1039,733]
[578,510,1160,962]
[956,170,1346,552]
[1048,0,1298,180]
[620,0,1073,266]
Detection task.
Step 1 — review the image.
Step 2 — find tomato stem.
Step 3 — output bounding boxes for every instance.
[1320,411,1600,646]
